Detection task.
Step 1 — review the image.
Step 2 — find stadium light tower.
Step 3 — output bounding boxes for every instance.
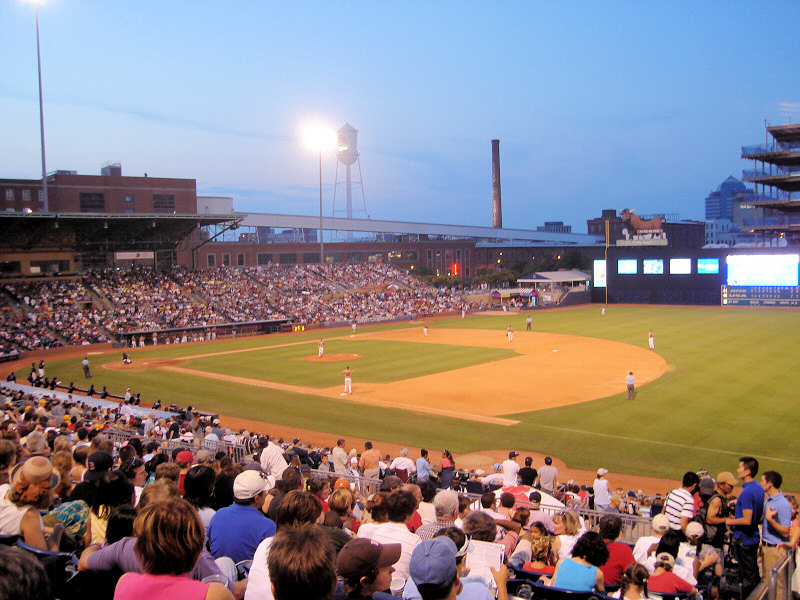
[28,0,49,212]
[303,124,336,263]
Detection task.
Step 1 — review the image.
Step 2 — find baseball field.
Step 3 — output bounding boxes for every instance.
[13,304,800,490]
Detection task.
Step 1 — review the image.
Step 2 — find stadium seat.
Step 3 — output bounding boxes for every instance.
[465,480,485,494]
[530,580,604,600]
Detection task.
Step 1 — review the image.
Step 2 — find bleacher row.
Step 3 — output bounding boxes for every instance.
[0,264,465,352]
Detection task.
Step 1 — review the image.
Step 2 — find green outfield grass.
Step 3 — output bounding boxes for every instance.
[24,305,800,490]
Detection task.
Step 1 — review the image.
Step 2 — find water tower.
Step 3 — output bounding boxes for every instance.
[332,123,368,238]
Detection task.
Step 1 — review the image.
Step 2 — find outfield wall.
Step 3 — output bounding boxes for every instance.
[592,246,800,305]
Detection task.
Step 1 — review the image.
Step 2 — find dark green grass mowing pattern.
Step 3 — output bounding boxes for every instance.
[183,339,517,387]
[28,306,800,489]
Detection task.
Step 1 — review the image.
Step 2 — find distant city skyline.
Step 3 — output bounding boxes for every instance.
[2,2,798,231]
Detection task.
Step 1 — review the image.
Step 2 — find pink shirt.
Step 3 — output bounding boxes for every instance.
[114,572,209,600]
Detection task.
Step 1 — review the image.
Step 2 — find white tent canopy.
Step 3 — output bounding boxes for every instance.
[517,270,592,284]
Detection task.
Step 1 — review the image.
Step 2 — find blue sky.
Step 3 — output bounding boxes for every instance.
[2,2,798,232]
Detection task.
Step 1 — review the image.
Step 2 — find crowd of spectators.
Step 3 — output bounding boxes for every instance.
[4,280,109,346]
[0,264,467,351]
[0,378,796,600]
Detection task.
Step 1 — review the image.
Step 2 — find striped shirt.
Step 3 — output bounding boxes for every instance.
[664,487,694,530]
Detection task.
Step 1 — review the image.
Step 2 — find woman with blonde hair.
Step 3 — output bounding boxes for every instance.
[327,487,358,535]
[50,450,75,502]
[551,509,582,562]
[112,498,233,600]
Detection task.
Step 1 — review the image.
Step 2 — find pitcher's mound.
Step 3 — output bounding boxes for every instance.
[304,353,362,363]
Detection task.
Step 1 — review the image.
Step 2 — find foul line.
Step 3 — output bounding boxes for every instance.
[526,422,800,465]
[159,365,520,426]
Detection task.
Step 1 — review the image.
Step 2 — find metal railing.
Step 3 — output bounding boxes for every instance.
[105,428,251,463]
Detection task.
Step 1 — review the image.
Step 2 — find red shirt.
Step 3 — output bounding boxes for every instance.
[406,510,422,533]
[649,571,695,594]
[599,540,635,585]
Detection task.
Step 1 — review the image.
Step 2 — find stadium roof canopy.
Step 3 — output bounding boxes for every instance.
[517,270,592,284]
[0,213,241,254]
[240,213,603,246]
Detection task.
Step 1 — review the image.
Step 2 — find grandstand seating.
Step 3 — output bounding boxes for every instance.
[0,264,465,351]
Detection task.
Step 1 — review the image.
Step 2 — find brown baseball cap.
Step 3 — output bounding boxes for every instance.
[717,472,738,486]
[336,538,401,580]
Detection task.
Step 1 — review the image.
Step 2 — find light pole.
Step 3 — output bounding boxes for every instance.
[303,125,335,264]
[33,0,48,212]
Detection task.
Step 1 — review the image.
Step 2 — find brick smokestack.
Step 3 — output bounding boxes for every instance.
[491,139,502,228]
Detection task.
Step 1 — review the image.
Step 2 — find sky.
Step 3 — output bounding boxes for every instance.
[2,2,798,233]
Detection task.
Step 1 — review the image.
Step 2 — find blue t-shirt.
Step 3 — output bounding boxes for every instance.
[553,558,598,592]
[207,503,276,563]
[733,479,764,545]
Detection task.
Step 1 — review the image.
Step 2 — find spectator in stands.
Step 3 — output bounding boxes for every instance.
[113,498,234,600]
[593,468,611,511]
[598,514,635,586]
[268,524,337,600]
[266,467,303,521]
[332,439,348,475]
[615,563,650,600]
[358,492,390,540]
[551,510,582,562]
[416,489,459,541]
[388,448,416,482]
[336,537,401,600]
[520,534,555,575]
[725,456,763,598]
[462,510,498,544]
[246,490,325,600]
[664,471,700,535]
[643,530,697,587]
[184,465,218,536]
[518,456,537,486]
[408,534,509,600]
[648,552,696,595]
[536,456,558,495]
[702,472,736,561]
[550,531,609,593]
[79,479,239,596]
[87,470,135,544]
[259,435,288,479]
[0,545,53,600]
[155,462,180,484]
[0,455,66,550]
[526,491,555,533]
[119,456,146,506]
[416,449,432,483]
[359,441,381,493]
[367,490,420,581]
[208,470,276,563]
[761,470,792,598]
[632,513,669,563]
[328,487,358,535]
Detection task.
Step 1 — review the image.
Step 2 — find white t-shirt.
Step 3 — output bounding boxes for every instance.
[594,479,611,506]
[244,537,274,600]
[501,459,520,486]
